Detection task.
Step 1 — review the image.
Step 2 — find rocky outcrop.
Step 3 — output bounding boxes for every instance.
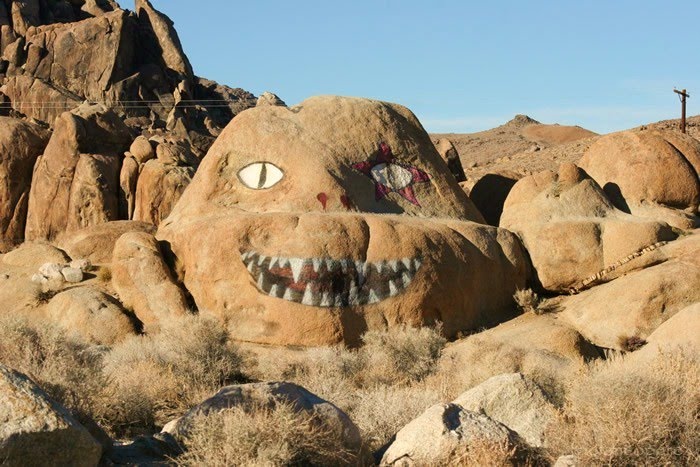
[579,129,700,228]
[433,138,467,183]
[501,163,677,293]
[452,373,556,447]
[45,287,138,345]
[56,220,156,264]
[133,159,193,226]
[25,103,132,241]
[380,403,521,466]
[558,232,700,350]
[0,364,103,466]
[0,117,49,252]
[111,231,189,332]
[163,382,362,454]
[155,96,532,346]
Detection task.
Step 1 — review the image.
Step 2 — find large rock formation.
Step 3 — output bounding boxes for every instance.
[501,163,677,293]
[0,364,103,466]
[579,129,700,228]
[0,117,49,252]
[0,0,256,247]
[25,103,132,241]
[143,95,531,346]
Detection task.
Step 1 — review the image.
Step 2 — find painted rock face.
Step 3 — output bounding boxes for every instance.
[157,96,529,346]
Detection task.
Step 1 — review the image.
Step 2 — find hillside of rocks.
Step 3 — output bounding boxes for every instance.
[0,2,698,466]
[0,0,260,252]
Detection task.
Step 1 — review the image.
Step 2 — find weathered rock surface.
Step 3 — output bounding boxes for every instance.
[1,241,69,269]
[441,312,601,395]
[452,373,556,447]
[433,138,467,182]
[579,129,700,217]
[163,382,362,453]
[0,364,102,466]
[636,302,699,358]
[380,403,521,466]
[25,103,132,241]
[469,171,520,226]
[0,118,49,252]
[558,232,700,350]
[156,96,533,346]
[55,220,156,264]
[501,163,677,292]
[133,159,194,227]
[111,231,188,331]
[45,287,138,345]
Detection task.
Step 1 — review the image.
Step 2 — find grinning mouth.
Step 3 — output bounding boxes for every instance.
[241,251,422,307]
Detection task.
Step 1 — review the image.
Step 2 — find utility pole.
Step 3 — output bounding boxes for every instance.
[674,88,690,133]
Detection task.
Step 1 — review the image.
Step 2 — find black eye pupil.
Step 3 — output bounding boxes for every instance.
[257,163,268,189]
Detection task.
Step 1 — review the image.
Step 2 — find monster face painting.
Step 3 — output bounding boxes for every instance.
[352,142,431,206]
[154,95,529,346]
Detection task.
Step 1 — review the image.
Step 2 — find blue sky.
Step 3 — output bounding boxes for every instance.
[148,1,700,134]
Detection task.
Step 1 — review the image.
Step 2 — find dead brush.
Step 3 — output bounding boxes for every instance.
[174,402,357,466]
[617,334,647,352]
[546,349,700,466]
[513,288,540,314]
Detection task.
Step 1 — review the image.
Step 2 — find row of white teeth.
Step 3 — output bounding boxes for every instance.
[240,251,422,285]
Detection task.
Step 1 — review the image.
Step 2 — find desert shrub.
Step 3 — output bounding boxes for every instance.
[0,316,107,426]
[513,288,540,314]
[96,266,112,282]
[361,323,447,384]
[250,325,446,452]
[547,350,700,465]
[175,402,356,466]
[101,315,251,436]
[617,334,647,352]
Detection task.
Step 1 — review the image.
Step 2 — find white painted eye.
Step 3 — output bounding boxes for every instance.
[237,162,284,190]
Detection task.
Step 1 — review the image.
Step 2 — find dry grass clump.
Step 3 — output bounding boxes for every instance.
[96,266,112,282]
[175,402,356,466]
[547,350,700,466]
[0,316,107,426]
[0,314,251,438]
[513,288,540,314]
[617,334,647,352]
[251,324,447,452]
[102,315,250,436]
[447,439,519,467]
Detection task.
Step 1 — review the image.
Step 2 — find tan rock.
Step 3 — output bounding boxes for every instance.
[133,160,193,227]
[0,364,102,466]
[0,118,50,252]
[256,91,286,107]
[130,136,155,164]
[135,0,193,80]
[2,242,69,269]
[441,312,601,396]
[156,96,531,346]
[0,75,82,125]
[501,163,677,292]
[579,129,700,214]
[163,382,361,453]
[119,156,140,220]
[452,373,556,447]
[25,103,132,241]
[45,287,137,345]
[469,171,520,226]
[10,0,41,35]
[636,303,699,358]
[55,220,156,264]
[111,231,188,331]
[558,233,700,350]
[434,138,466,183]
[380,403,520,466]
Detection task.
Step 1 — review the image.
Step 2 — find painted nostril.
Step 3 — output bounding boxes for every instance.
[340,194,352,210]
[317,192,328,210]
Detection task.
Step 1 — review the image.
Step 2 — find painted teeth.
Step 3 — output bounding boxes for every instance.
[241,251,423,308]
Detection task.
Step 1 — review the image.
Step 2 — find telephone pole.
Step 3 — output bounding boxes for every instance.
[674,88,690,133]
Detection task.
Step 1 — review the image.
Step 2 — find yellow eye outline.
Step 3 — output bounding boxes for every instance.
[237,162,284,190]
